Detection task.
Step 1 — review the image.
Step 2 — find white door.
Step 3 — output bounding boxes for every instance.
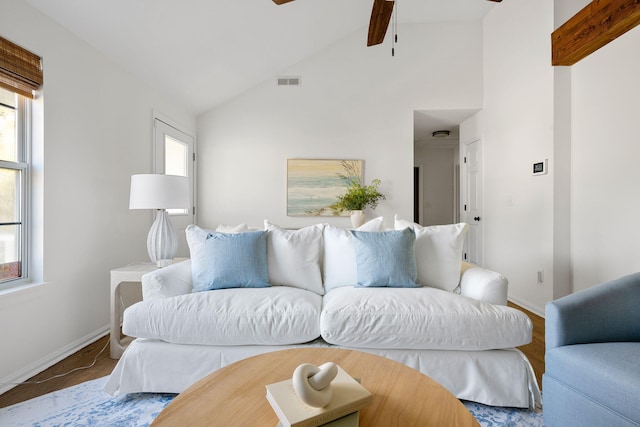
[462,139,483,265]
[153,117,195,257]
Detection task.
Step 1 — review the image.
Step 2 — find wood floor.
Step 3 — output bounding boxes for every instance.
[508,302,545,388]
[0,335,117,409]
[0,303,545,409]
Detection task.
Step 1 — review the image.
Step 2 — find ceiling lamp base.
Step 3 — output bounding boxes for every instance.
[432,130,451,139]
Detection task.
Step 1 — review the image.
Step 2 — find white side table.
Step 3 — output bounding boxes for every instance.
[110,263,159,358]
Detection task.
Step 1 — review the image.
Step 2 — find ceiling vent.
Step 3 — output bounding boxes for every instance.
[277,76,301,86]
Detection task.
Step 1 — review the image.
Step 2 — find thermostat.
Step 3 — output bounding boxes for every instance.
[533,159,548,176]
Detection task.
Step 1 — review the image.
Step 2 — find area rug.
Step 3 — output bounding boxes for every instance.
[0,376,544,426]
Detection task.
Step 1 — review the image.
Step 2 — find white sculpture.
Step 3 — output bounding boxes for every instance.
[292,362,338,408]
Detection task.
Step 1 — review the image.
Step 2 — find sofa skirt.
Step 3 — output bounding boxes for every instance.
[104,338,541,409]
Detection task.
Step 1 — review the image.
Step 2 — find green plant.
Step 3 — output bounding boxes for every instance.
[330,178,386,214]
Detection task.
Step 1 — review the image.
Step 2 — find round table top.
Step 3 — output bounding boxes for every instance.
[152,347,480,427]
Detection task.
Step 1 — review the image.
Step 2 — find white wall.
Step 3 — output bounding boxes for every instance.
[570,25,640,292]
[467,0,640,313]
[0,0,195,388]
[469,0,555,315]
[197,23,483,230]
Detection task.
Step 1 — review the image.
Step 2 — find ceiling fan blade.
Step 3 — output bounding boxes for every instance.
[367,0,395,46]
[486,0,502,2]
[273,0,296,4]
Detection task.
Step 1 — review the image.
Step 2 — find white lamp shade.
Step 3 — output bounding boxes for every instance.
[129,174,190,210]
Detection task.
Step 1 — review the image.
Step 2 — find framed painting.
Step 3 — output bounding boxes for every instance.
[287,159,364,216]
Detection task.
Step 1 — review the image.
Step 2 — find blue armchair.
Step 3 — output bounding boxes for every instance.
[543,272,640,427]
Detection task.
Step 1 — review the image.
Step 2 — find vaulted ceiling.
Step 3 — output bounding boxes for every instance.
[25,0,495,115]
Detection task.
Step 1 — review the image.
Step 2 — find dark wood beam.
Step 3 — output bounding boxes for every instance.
[552,0,640,66]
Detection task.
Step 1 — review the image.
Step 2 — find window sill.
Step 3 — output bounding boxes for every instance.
[0,280,47,297]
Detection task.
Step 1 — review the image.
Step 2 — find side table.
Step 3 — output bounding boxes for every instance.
[109,263,159,358]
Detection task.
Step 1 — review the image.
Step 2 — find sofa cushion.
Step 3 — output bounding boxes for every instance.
[188,226,270,292]
[320,287,532,350]
[264,221,324,295]
[545,342,640,424]
[123,287,322,346]
[350,228,418,288]
[323,217,385,291]
[216,223,250,233]
[394,216,468,291]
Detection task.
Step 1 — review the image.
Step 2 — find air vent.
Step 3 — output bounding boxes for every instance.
[277,76,301,86]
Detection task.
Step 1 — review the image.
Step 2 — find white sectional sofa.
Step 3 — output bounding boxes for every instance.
[104,217,541,408]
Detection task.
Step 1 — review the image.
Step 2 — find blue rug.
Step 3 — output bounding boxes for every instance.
[0,377,544,426]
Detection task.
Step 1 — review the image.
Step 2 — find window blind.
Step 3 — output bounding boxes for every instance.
[0,36,43,99]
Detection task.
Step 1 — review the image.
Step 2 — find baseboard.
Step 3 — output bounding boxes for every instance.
[0,325,109,395]
[508,295,545,319]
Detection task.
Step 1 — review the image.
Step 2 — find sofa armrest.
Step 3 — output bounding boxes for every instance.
[141,259,193,300]
[459,262,508,306]
[545,272,640,350]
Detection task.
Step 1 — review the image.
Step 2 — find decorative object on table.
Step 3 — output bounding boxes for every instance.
[287,159,363,217]
[129,174,189,267]
[266,363,372,427]
[277,412,359,427]
[292,362,338,408]
[349,211,366,229]
[328,176,386,228]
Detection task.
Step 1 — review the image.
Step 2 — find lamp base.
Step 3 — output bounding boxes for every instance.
[156,259,173,268]
[147,210,177,267]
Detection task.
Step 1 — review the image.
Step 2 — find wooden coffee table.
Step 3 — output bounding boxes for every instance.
[152,348,480,426]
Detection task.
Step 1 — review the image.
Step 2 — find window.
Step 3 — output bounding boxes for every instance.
[0,87,29,286]
[164,134,189,215]
[0,36,41,289]
[153,116,195,221]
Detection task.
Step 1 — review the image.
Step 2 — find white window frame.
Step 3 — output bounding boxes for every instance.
[0,91,31,290]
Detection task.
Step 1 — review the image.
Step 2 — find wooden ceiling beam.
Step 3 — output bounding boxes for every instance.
[552,0,640,66]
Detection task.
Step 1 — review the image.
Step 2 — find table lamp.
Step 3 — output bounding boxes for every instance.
[129,174,189,267]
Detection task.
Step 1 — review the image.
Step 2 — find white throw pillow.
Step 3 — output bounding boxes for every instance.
[394,215,469,291]
[215,223,250,233]
[186,225,214,288]
[264,221,325,295]
[323,216,385,291]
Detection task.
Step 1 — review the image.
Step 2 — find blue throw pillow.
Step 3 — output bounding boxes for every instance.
[190,230,270,292]
[350,228,419,288]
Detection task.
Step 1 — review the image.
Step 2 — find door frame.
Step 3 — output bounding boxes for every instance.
[461,138,483,266]
[152,111,196,257]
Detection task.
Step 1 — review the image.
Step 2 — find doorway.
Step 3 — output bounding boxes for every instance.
[414,110,473,226]
[153,114,196,257]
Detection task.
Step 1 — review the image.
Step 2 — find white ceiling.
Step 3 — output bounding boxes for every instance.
[414,109,480,147]
[25,0,495,116]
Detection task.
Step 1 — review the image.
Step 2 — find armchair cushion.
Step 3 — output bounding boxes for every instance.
[545,342,640,425]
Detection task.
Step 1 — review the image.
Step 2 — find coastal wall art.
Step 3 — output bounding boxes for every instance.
[287,159,363,216]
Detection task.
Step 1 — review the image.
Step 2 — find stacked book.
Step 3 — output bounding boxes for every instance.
[266,366,372,427]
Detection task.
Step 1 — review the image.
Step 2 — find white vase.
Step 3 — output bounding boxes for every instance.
[350,210,366,228]
[147,209,177,267]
